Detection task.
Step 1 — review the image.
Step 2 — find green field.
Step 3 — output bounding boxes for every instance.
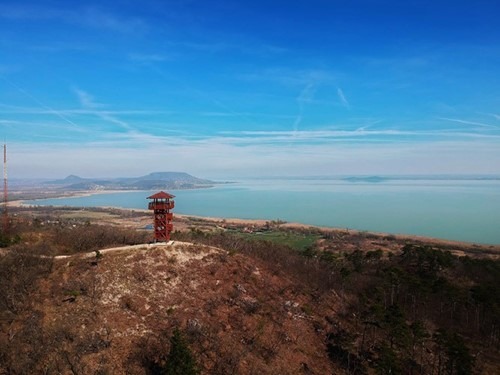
[232,230,320,251]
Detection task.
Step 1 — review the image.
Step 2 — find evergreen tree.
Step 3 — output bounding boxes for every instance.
[434,329,474,375]
[163,329,198,375]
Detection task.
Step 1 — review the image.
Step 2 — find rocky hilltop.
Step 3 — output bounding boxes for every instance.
[2,242,338,374]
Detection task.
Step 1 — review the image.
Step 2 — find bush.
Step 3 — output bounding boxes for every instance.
[0,248,53,314]
[52,224,149,254]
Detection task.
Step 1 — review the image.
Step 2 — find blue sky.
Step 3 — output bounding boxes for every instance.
[1,0,499,178]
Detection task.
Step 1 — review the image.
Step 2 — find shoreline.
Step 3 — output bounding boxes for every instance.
[174,213,500,251]
[11,189,500,250]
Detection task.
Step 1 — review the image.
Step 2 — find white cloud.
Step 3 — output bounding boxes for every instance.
[11,131,500,178]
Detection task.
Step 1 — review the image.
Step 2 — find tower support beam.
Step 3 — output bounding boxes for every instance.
[3,144,8,235]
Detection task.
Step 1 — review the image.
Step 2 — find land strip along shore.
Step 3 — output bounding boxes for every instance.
[9,189,500,258]
[167,213,500,258]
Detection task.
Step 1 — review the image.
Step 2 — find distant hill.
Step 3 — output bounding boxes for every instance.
[342,176,388,183]
[138,172,212,183]
[48,174,87,184]
[46,172,216,191]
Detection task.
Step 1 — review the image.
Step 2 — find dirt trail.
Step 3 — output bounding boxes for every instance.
[53,240,222,259]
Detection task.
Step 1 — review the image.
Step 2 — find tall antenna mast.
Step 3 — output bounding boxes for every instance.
[3,143,8,235]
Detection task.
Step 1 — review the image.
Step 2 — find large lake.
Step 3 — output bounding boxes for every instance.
[25,179,500,245]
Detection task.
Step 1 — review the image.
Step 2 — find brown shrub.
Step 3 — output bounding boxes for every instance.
[52,224,149,255]
[132,264,149,283]
[0,248,53,315]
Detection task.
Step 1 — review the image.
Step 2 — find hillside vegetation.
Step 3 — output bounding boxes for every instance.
[0,210,499,374]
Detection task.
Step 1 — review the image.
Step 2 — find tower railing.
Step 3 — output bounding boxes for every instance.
[148,201,175,210]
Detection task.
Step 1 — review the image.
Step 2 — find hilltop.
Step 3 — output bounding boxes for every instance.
[0,206,499,374]
[1,242,339,374]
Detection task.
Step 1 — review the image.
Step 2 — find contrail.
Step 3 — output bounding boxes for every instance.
[0,75,81,128]
[337,88,350,109]
[438,117,498,129]
[294,83,314,133]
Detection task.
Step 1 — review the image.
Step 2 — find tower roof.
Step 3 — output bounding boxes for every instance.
[147,191,175,199]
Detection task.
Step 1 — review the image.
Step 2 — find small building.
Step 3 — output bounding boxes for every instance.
[147,191,175,242]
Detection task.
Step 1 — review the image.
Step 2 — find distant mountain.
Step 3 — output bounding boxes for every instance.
[48,175,87,184]
[45,172,216,191]
[131,172,213,184]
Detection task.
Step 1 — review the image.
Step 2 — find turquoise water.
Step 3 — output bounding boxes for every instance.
[25,179,500,244]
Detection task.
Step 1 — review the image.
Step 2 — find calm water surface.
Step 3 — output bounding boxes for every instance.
[25,179,500,244]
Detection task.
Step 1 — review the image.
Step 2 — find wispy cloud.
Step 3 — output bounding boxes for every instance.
[240,68,337,87]
[0,103,173,116]
[337,88,350,109]
[0,4,146,33]
[74,89,103,109]
[216,128,500,145]
[81,7,146,33]
[169,39,287,57]
[293,83,316,132]
[362,56,430,69]
[199,111,294,119]
[70,89,184,144]
[0,64,15,74]
[11,135,500,179]
[298,83,316,103]
[73,88,133,131]
[0,76,81,128]
[143,64,260,127]
[129,53,171,63]
[355,120,383,132]
[28,42,96,53]
[438,117,498,129]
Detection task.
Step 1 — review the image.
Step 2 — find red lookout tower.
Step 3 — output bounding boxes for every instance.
[147,191,175,242]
